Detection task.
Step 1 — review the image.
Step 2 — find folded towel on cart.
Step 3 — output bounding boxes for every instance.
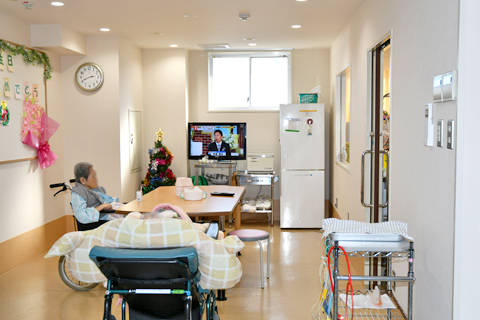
[45,213,244,290]
[322,218,413,240]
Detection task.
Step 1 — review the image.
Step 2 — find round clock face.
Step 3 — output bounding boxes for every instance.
[75,63,104,91]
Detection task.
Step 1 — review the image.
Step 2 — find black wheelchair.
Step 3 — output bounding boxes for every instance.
[90,246,220,320]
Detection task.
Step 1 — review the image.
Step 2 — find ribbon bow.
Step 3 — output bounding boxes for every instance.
[22,113,59,169]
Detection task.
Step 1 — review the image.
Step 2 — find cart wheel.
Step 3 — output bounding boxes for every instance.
[58,256,98,291]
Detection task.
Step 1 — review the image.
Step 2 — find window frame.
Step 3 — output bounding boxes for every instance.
[335,65,351,170]
[208,51,292,112]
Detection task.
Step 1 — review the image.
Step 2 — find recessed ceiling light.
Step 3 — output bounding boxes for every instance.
[249,43,257,46]
[152,32,164,36]
[51,2,64,6]
[170,44,178,48]
[243,38,256,41]
[296,0,308,2]
[183,14,197,18]
[100,28,110,32]
[291,25,302,29]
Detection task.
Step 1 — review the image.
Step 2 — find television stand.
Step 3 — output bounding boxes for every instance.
[194,162,237,186]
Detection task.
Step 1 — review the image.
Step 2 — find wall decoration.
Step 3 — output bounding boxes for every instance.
[0,40,48,164]
[0,52,4,71]
[3,77,11,97]
[21,95,59,169]
[24,81,30,96]
[14,81,21,99]
[7,54,14,72]
[32,83,39,101]
[0,39,52,80]
[1,101,9,126]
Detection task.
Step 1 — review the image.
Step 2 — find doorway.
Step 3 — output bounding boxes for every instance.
[362,36,391,287]
[362,37,391,223]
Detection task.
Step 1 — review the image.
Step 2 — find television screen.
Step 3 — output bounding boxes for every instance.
[188,122,247,160]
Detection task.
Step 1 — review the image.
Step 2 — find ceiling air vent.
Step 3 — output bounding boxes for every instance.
[198,43,231,50]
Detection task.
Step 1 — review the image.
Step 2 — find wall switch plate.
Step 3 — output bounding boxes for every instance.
[437,119,444,147]
[433,75,443,102]
[447,120,455,150]
[433,71,457,103]
[424,103,434,147]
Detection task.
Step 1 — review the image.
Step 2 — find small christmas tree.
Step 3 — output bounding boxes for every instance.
[141,128,176,194]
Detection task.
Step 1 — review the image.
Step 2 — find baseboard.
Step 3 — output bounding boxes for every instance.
[0,216,68,276]
[330,201,341,219]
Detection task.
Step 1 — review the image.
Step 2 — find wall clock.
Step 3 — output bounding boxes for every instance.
[75,62,104,92]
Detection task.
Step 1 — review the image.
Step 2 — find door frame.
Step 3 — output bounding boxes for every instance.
[364,32,393,288]
[364,32,393,223]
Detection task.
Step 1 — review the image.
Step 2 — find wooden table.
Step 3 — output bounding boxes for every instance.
[116,185,245,230]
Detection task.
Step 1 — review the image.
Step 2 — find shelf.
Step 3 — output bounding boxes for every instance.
[330,239,414,320]
[335,290,407,319]
[235,172,277,226]
[241,209,272,214]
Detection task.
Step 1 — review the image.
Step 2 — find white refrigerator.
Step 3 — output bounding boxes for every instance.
[280,103,325,228]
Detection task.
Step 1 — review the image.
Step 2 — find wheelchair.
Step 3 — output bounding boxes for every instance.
[90,246,220,320]
[51,180,109,291]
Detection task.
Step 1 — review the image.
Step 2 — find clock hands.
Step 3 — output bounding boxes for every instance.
[81,75,94,83]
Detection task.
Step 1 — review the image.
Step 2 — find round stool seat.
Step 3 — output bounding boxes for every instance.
[228,229,269,241]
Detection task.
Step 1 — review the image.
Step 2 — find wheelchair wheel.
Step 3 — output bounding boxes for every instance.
[205,292,219,320]
[58,256,98,291]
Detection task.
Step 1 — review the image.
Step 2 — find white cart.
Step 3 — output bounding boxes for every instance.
[328,233,415,319]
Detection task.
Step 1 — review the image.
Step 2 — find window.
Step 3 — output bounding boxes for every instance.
[208,52,291,111]
[336,66,351,166]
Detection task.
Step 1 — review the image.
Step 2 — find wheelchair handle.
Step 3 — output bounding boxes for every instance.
[50,180,75,197]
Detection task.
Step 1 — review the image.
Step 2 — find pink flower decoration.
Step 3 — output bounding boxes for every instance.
[21,97,45,139]
[159,159,167,165]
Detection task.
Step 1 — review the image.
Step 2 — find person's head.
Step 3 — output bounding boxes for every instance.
[74,162,99,190]
[214,130,223,143]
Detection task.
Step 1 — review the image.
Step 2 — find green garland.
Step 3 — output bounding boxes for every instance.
[0,39,52,80]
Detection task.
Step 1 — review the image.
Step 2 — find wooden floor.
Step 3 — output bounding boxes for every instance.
[0,221,362,320]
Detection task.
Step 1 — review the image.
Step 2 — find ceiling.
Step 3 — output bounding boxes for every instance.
[0,0,364,50]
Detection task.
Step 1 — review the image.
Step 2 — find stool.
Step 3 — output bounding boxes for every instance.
[227,229,270,289]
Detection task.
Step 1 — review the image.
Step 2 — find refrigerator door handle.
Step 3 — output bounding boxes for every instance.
[361,150,374,208]
[361,150,389,208]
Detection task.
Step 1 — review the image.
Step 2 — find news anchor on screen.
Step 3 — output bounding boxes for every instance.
[207,130,231,158]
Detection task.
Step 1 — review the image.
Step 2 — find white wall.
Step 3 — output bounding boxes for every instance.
[330,0,459,318]
[142,49,189,178]
[0,13,65,243]
[61,36,122,198]
[119,38,144,201]
[187,49,331,199]
[454,0,480,317]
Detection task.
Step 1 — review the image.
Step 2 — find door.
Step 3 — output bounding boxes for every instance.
[280,104,325,170]
[362,38,391,222]
[362,37,391,287]
[280,170,324,228]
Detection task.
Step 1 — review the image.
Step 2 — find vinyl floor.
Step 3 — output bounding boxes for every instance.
[0,221,361,320]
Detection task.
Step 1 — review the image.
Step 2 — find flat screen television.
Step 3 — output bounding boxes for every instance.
[188,122,247,160]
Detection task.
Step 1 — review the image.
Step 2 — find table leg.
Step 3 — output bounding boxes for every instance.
[234,203,241,230]
[217,289,227,301]
[219,216,225,232]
